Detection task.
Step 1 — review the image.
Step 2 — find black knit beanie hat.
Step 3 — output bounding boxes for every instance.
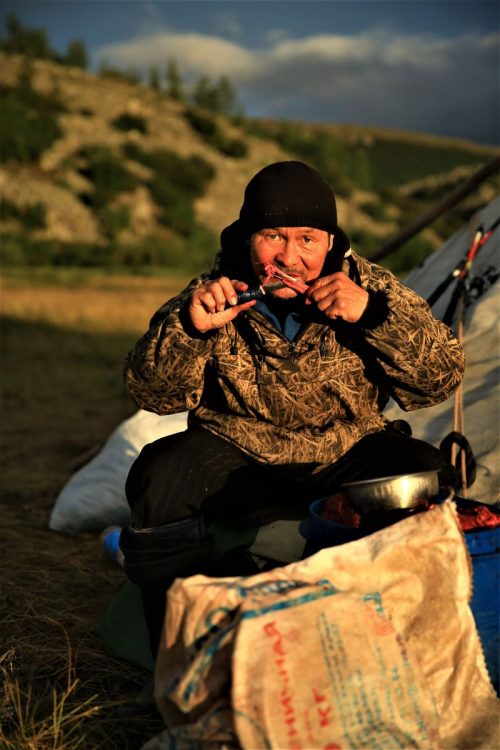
[238,160,350,253]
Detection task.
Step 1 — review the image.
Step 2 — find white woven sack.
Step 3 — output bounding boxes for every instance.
[49,410,188,533]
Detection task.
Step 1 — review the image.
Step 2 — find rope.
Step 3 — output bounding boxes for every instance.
[452,294,468,497]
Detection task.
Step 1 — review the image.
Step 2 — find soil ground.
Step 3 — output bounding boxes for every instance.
[1,268,189,749]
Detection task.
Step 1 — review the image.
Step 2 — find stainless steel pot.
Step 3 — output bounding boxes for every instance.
[341,470,439,512]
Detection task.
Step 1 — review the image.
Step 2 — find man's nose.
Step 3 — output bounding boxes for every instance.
[277,239,300,267]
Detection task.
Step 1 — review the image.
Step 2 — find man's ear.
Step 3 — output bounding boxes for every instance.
[328,233,335,251]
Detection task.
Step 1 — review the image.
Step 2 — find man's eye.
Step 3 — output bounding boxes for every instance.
[267,233,280,241]
[302,236,314,244]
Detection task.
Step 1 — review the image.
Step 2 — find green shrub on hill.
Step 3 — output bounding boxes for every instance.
[185,108,217,138]
[123,143,214,189]
[185,107,248,159]
[101,205,131,242]
[111,112,148,134]
[123,143,215,234]
[0,94,61,163]
[216,137,248,159]
[0,198,47,229]
[0,80,64,163]
[78,145,139,208]
[152,183,195,233]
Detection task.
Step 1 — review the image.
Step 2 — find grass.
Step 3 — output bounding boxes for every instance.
[0,268,189,748]
[1,270,190,335]
[0,635,101,749]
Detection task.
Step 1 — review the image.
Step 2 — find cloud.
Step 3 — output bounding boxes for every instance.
[96,31,253,78]
[256,31,499,142]
[94,27,499,143]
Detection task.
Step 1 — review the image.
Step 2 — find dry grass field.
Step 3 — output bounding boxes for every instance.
[1,269,190,749]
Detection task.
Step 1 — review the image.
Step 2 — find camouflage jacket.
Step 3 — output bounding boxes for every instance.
[124,250,465,467]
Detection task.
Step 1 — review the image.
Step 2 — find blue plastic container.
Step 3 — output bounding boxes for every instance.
[465,526,499,694]
[300,499,499,695]
[300,498,367,555]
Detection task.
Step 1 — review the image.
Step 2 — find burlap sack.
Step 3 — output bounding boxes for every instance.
[142,500,498,750]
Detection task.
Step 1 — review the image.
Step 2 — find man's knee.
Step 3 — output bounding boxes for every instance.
[125,433,196,528]
[125,427,250,529]
[119,516,215,584]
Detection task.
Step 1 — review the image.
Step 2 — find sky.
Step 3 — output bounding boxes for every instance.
[2,0,499,145]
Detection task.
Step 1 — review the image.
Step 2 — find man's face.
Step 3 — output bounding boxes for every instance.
[250,226,332,299]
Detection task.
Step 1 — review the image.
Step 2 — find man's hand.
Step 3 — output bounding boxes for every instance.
[188,277,256,333]
[306,272,369,323]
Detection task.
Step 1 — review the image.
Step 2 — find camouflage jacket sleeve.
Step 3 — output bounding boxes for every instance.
[123,275,215,414]
[353,252,465,411]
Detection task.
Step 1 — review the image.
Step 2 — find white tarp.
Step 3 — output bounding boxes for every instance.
[49,409,188,532]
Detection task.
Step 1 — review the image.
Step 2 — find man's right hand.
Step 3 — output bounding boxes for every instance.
[188,277,256,333]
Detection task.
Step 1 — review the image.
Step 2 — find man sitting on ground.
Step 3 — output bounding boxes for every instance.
[120,161,465,658]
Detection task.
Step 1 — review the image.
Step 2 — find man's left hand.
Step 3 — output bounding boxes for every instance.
[306,272,369,323]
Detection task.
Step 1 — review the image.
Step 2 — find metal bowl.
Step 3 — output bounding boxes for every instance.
[341,470,439,512]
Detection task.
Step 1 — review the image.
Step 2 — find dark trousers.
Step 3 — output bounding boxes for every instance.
[120,424,454,656]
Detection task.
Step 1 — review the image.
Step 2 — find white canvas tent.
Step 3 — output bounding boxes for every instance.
[384,197,499,503]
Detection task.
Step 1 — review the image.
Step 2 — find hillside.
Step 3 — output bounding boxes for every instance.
[1,52,498,275]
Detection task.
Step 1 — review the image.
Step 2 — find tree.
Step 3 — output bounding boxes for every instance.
[165,59,184,101]
[191,75,218,111]
[4,12,21,47]
[2,12,53,59]
[213,76,236,115]
[190,74,244,117]
[149,66,161,91]
[65,39,88,69]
